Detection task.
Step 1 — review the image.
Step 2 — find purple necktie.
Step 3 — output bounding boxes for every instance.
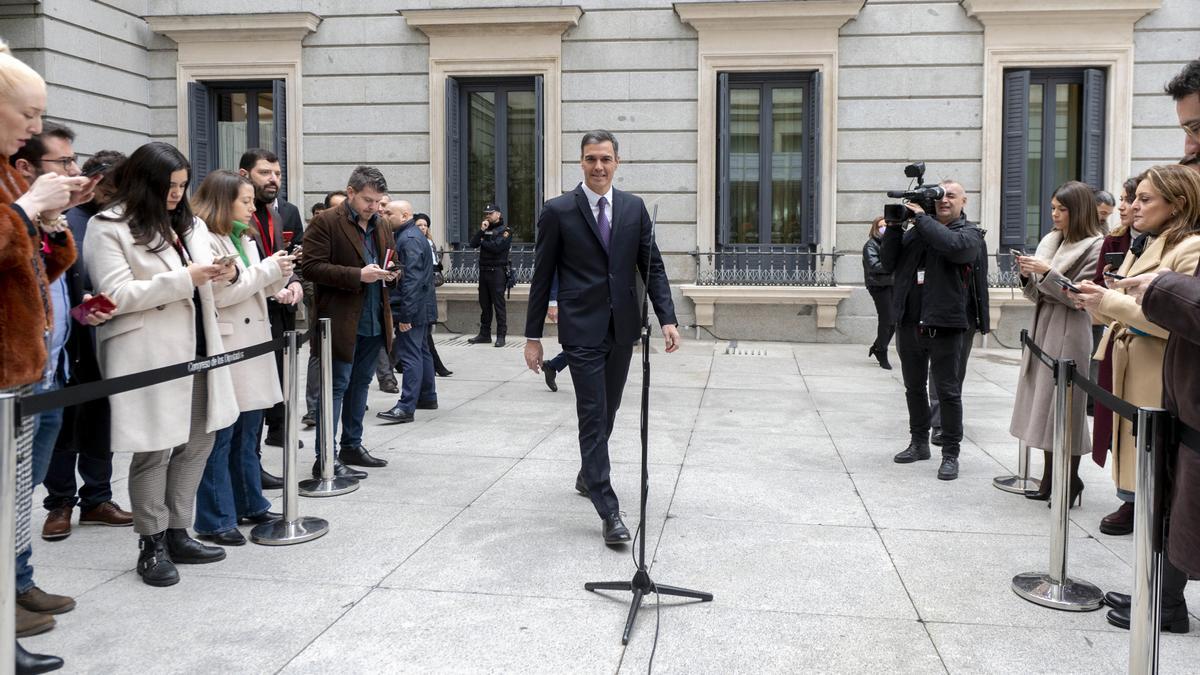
[597,196,611,249]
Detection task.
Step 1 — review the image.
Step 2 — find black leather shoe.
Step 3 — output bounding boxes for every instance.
[575,472,589,497]
[237,511,281,525]
[937,456,959,481]
[264,433,303,449]
[931,429,944,446]
[260,467,284,491]
[198,529,246,546]
[377,403,415,424]
[893,441,931,464]
[165,528,226,564]
[340,445,388,467]
[494,336,506,347]
[311,460,367,480]
[16,642,64,674]
[1105,591,1131,610]
[379,379,399,394]
[137,532,179,587]
[416,399,438,410]
[544,364,558,392]
[603,514,631,545]
[466,333,491,344]
[1106,605,1190,633]
[435,367,453,377]
[302,412,316,428]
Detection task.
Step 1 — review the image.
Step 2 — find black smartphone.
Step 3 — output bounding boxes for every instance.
[1104,271,1126,281]
[81,162,111,178]
[1104,252,1126,269]
[1056,278,1083,293]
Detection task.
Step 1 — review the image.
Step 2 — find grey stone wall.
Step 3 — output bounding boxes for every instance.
[1132,0,1200,175]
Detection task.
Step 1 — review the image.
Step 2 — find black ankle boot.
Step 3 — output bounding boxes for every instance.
[165,528,226,564]
[16,641,64,674]
[137,532,179,587]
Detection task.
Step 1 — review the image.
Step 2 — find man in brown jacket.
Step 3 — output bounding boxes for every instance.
[299,166,396,478]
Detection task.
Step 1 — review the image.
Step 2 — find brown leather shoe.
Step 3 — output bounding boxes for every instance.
[1100,501,1135,535]
[17,586,76,615]
[16,605,55,637]
[41,505,73,541]
[79,501,133,527]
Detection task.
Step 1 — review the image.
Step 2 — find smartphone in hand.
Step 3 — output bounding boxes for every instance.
[69,294,116,323]
[1104,252,1126,269]
[1056,278,1083,293]
[1103,271,1126,281]
[213,254,238,266]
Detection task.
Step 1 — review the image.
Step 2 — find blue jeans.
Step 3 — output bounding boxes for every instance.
[194,409,271,534]
[395,324,436,413]
[17,378,64,594]
[317,333,385,457]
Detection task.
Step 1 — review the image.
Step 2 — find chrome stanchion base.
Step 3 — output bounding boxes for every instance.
[993,475,1042,494]
[250,516,329,546]
[298,476,359,498]
[1012,572,1104,611]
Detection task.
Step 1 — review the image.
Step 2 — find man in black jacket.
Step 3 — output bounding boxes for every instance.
[879,180,988,481]
[467,203,511,347]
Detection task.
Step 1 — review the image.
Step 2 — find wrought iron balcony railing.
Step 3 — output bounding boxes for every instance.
[692,247,838,286]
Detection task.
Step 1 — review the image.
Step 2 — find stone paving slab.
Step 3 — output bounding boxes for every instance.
[18,337,1191,673]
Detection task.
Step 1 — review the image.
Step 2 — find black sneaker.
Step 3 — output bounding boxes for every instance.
[893,441,931,464]
[302,412,316,428]
[466,334,491,344]
[937,456,959,481]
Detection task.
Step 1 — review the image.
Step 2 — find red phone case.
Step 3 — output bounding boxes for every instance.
[70,296,115,323]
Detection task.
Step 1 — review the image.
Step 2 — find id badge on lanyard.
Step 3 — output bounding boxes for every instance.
[916,269,926,285]
[42,327,55,386]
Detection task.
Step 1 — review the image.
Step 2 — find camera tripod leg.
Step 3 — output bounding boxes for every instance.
[653,583,714,602]
[623,587,646,645]
[584,581,633,592]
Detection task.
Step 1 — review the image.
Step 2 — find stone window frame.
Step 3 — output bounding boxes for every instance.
[146,12,321,202]
[964,0,1162,248]
[402,6,582,251]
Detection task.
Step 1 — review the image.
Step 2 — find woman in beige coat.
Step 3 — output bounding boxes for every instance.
[1074,164,1200,533]
[191,170,293,545]
[1010,181,1105,506]
[84,142,240,587]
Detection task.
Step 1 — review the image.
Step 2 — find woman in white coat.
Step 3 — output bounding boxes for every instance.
[191,170,294,545]
[83,142,240,587]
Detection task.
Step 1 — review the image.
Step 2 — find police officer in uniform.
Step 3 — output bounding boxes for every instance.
[467,203,512,347]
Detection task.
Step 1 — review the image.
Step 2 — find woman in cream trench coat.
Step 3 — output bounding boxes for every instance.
[83,142,239,587]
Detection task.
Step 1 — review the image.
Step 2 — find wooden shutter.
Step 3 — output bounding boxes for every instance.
[445,77,462,244]
[272,79,288,201]
[1080,68,1107,190]
[1000,69,1030,248]
[716,72,730,248]
[187,81,213,191]
[803,71,822,250]
[534,74,545,224]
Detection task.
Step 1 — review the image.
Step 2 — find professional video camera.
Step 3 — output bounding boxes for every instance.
[883,161,945,223]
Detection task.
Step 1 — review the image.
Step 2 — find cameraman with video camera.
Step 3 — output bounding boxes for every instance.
[879,165,989,481]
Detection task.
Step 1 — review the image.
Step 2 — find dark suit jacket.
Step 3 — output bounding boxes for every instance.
[299,202,394,362]
[525,184,676,347]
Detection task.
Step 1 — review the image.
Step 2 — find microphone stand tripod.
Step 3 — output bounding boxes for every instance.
[584,205,712,645]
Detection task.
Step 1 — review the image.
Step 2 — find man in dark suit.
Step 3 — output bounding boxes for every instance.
[524,130,680,545]
[299,166,397,478]
[238,149,305,462]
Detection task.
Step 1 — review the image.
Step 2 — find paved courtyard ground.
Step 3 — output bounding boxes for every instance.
[20,336,1200,673]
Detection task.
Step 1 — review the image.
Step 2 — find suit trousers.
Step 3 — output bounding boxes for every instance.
[564,322,633,519]
[896,325,964,456]
[477,267,508,336]
[395,323,437,413]
[43,451,115,512]
[128,373,215,535]
[929,329,975,430]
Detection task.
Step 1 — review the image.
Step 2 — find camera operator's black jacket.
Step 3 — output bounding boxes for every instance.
[469,216,512,268]
[879,213,990,333]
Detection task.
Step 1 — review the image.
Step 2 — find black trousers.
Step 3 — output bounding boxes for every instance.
[564,322,633,519]
[867,286,895,353]
[263,300,296,437]
[930,329,975,430]
[896,324,964,456]
[42,452,115,512]
[477,266,507,337]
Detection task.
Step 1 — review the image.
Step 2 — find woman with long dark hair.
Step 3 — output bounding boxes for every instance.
[191,170,294,545]
[1009,181,1105,505]
[862,216,893,369]
[84,142,240,586]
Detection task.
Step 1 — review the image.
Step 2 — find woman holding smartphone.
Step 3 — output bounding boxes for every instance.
[84,143,240,587]
[1074,165,1200,538]
[190,170,295,545]
[1009,181,1105,506]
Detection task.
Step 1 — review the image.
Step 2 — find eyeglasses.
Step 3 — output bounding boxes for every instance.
[41,155,78,171]
[1183,120,1200,142]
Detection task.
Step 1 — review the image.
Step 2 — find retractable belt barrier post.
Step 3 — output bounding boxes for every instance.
[1012,352,1104,611]
[300,318,358,498]
[1130,407,1169,675]
[1,394,16,675]
[251,331,329,545]
[994,330,1043,495]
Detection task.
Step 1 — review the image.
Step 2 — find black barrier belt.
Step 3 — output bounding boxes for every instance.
[1020,331,1058,372]
[18,333,308,418]
[1021,331,1141,424]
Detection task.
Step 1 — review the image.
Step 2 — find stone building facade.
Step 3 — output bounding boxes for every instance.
[3,0,1197,345]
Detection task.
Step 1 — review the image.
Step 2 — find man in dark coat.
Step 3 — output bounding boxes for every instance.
[299,166,396,477]
[523,130,680,545]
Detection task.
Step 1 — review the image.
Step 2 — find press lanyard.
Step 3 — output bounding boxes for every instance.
[31,234,55,384]
[253,208,274,256]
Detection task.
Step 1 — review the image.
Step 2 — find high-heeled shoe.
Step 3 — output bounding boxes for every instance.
[868,346,892,370]
[1024,451,1083,508]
